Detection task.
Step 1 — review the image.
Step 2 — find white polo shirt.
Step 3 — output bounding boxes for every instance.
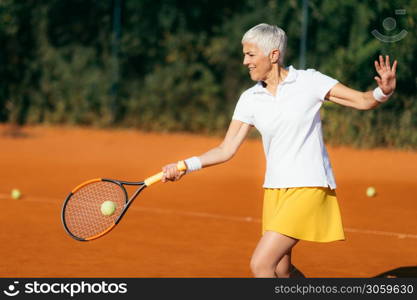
[232,65,338,189]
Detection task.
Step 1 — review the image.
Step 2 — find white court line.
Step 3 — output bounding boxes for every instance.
[343,228,417,240]
[135,206,260,223]
[8,194,417,240]
[134,206,417,240]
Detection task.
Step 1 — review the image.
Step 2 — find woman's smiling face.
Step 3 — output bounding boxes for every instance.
[242,42,273,82]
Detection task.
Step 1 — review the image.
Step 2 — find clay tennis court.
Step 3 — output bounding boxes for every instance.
[1,125,416,277]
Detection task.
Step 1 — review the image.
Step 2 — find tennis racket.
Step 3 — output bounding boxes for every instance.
[61,161,186,241]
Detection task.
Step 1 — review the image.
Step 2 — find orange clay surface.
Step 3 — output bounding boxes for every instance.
[0,125,416,277]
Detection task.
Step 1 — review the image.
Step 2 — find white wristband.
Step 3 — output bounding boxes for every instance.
[373,87,393,103]
[184,156,202,173]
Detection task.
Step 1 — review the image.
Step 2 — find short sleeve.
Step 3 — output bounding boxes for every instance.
[232,93,254,125]
[311,70,339,101]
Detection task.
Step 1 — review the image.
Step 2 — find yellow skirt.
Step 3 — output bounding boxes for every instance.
[262,187,345,242]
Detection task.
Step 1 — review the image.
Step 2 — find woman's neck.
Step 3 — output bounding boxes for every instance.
[263,65,288,96]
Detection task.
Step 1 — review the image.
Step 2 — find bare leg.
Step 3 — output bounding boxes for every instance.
[275,251,306,278]
[250,231,298,278]
[275,251,292,278]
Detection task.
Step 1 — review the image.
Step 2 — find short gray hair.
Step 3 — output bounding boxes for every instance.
[241,23,287,65]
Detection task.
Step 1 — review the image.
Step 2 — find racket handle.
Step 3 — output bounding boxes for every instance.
[144,160,187,186]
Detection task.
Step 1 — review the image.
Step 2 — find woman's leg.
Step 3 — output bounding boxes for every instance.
[250,231,298,278]
[275,251,292,278]
[275,251,306,278]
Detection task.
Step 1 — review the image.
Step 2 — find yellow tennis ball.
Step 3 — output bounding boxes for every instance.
[366,186,376,197]
[100,200,117,216]
[11,188,21,199]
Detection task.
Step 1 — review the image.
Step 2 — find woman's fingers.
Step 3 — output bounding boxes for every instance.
[166,167,177,179]
[374,60,381,72]
[162,164,183,182]
[379,55,385,69]
[175,171,185,180]
[392,60,398,74]
[385,55,391,70]
[375,56,397,77]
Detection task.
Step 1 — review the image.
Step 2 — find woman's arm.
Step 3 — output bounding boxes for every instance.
[162,120,252,182]
[326,55,397,110]
[325,84,379,110]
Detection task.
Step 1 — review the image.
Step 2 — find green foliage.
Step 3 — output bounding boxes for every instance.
[0,0,416,148]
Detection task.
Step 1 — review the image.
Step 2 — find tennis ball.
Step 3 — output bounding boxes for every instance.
[366,186,376,197]
[100,200,117,216]
[11,188,21,200]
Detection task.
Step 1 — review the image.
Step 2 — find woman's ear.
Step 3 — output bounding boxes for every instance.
[269,49,280,64]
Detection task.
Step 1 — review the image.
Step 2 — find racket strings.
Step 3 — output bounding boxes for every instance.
[64,181,126,239]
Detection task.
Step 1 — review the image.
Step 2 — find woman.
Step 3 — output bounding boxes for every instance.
[160,23,397,278]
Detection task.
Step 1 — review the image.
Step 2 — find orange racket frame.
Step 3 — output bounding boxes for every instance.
[61,161,186,241]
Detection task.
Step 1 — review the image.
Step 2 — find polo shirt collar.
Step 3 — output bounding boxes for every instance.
[283,65,298,83]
